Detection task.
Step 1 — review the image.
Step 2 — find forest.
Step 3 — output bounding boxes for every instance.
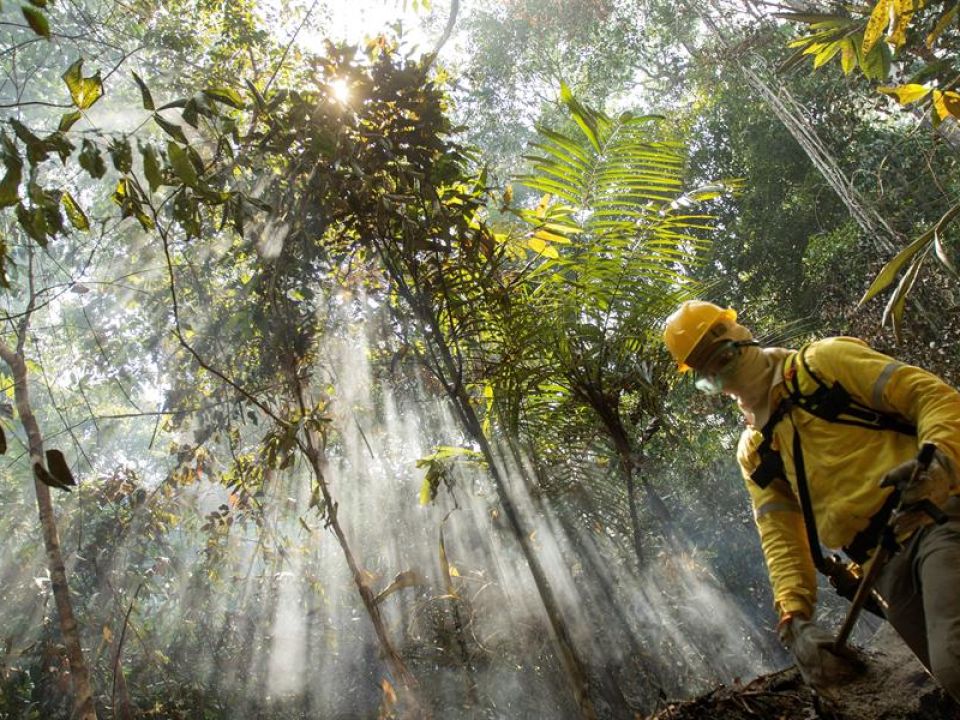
[1,0,959,718]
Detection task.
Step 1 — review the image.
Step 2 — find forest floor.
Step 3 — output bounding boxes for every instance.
[643,625,959,720]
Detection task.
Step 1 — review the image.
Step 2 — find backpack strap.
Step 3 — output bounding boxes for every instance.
[787,344,916,435]
[750,341,916,490]
[750,401,788,489]
[750,340,919,580]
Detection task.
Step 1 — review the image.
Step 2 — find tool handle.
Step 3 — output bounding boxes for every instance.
[834,546,888,651]
[915,442,937,474]
[834,443,939,653]
[901,498,950,525]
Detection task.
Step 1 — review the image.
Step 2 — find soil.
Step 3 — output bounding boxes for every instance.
[642,625,960,720]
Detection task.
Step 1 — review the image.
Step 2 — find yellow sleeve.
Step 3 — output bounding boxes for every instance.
[738,429,817,619]
[805,338,960,473]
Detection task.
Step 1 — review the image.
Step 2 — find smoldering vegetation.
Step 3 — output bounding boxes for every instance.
[0,294,789,719]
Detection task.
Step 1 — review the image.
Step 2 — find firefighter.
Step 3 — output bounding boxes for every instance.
[662,300,960,701]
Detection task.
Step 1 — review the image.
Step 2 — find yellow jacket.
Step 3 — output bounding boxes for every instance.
[737,337,960,619]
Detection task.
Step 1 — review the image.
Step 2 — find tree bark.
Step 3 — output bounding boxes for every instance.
[0,340,98,720]
[622,447,646,567]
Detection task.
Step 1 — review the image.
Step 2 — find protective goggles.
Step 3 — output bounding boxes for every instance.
[691,339,758,394]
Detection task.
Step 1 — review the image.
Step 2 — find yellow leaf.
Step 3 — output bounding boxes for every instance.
[102,626,113,643]
[534,228,571,245]
[863,0,893,56]
[813,41,842,68]
[941,91,960,119]
[418,476,432,506]
[932,90,952,119]
[527,237,559,258]
[449,565,460,577]
[534,193,551,218]
[927,4,958,48]
[878,83,932,105]
[539,223,577,241]
[841,39,857,74]
[889,0,917,47]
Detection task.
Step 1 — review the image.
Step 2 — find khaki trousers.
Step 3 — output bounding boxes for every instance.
[875,495,960,703]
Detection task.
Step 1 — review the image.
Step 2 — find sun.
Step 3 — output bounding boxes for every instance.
[298,1,430,56]
[329,78,351,104]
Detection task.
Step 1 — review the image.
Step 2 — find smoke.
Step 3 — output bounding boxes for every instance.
[255,219,290,260]
[0,285,779,718]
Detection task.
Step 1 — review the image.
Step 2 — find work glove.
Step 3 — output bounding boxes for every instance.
[880,448,957,536]
[779,616,865,697]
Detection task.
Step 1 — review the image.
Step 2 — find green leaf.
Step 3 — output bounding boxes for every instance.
[21,6,50,38]
[559,82,601,154]
[0,139,22,207]
[61,59,103,110]
[528,236,560,258]
[245,79,266,110]
[45,450,77,487]
[35,462,70,491]
[156,98,188,111]
[182,97,201,128]
[203,86,245,109]
[860,41,890,82]
[135,211,155,231]
[773,11,851,24]
[173,190,199,236]
[9,120,47,165]
[44,131,74,163]
[908,59,952,85]
[61,192,89,231]
[932,202,960,275]
[883,251,926,340]
[109,137,132,173]
[141,143,162,192]
[16,203,49,245]
[132,72,155,111]
[167,141,198,187]
[840,38,857,75]
[79,139,106,179]
[153,113,188,144]
[58,111,82,132]
[859,207,959,306]
[813,40,843,69]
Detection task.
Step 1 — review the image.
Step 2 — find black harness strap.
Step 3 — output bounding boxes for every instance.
[844,490,900,564]
[793,347,915,435]
[749,341,917,571]
[790,420,827,571]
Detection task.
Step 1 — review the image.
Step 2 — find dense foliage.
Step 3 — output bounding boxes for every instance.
[1,1,959,719]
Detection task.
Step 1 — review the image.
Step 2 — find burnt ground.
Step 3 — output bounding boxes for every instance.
[643,625,959,720]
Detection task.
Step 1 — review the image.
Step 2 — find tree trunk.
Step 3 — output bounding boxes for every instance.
[425,336,600,719]
[622,449,646,567]
[381,245,600,718]
[0,341,98,720]
[298,425,427,718]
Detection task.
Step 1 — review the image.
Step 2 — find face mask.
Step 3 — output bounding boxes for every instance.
[692,340,758,394]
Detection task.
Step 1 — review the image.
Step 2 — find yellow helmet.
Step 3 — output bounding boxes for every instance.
[663,300,738,372]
